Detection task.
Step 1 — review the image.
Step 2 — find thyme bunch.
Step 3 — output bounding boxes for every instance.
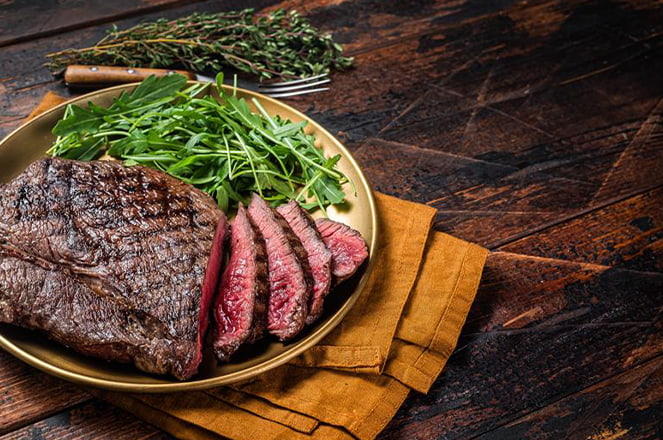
[45,9,352,80]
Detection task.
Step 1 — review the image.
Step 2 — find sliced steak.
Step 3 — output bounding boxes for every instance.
[0,157,227,380]
[315,218,369,283]
[213,203,269,361]
[247,194,313,341]
[277,201,332,325]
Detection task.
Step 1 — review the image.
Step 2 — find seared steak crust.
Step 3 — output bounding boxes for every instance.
[0,249,188,374]
[213,204,269,361]
[277,201,332,325]
[247,194,313,341]
[0,157,226,379]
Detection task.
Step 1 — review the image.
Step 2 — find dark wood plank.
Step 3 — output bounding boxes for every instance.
[353,137,592,246]
[476,355,663,440]
[0,0,203,48]
[500,187,663,272]
[380,251,663,439]
[0,399,173,440]
[353,134,663,248]
[328,1,663,245]
[304,1,663,248]
[0,351,89,435]
[264,0,484,55]
[303,0,663,145]
[309,2,663,246]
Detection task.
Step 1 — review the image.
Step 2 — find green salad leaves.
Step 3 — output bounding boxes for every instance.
[48,74,349,212]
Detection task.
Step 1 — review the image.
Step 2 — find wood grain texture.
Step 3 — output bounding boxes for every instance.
[0,399,172,440]
[500,187,663,272]
[285,0,662,247]
[299,0,663,142]
[0,0,662,439]
[475,355,663,440]
[0,351,89,435]
[0,0,203,47]
[380,252,663,439]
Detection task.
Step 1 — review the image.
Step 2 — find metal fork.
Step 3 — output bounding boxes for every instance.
[255,73,331,98]
[218,73,331,98]
[63,65,331,98]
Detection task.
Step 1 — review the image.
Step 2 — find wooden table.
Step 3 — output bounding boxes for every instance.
[1,1,662,439]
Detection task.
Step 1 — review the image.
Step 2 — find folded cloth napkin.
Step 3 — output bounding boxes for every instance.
[29,92,489,440]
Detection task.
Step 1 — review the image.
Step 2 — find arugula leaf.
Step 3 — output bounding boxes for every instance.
[57,136,105,160]
[52,104,103,136]
[48,73,350,213]
[125,74,188,107]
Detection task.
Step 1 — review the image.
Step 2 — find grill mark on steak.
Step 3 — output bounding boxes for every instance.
[247,194,313,341]
[0,157,226,380]
[0,252,183,373]
[213,204,269,361]
[0,242,126,305]
[315,218,369,284]
[276,201,332,325]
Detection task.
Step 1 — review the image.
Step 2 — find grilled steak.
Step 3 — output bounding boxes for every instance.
[315,218,369,283]
[0,157,227,380]
[213,203,269,361]
[247,194,313,341]
[277,201,332,325]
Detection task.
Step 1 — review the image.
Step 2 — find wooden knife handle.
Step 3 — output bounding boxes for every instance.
[64,65,196,85]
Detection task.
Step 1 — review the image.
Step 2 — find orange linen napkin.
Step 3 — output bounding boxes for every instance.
[30,93,489,440]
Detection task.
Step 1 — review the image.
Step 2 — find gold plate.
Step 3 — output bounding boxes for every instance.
[0,83,377,392]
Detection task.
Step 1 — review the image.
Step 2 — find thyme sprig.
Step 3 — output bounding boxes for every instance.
[45,9,353,80]
[47,74,349,212]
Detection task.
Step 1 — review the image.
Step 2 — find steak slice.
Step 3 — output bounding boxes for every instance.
[277,201,332,325]
[0,157,227,380]
[247,194,313,341]
[315,218,369,283]
[213,203,269,361]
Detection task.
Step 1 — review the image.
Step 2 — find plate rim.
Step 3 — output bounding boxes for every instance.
[0,82,378,392]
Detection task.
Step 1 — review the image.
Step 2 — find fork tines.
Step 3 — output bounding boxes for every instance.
[259,73,330,98]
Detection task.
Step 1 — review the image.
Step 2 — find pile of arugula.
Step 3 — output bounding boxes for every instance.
[48,74,349,212]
